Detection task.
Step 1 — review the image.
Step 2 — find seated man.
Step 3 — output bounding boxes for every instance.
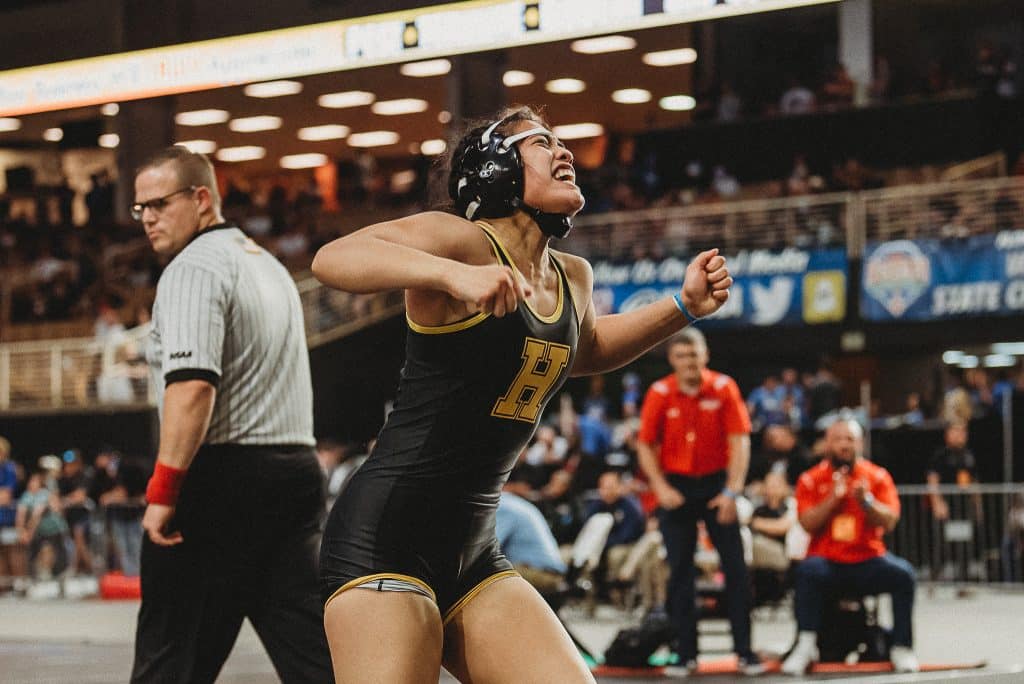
[583,471,646,599]
[783,417,918,675]
[495,490,567,596]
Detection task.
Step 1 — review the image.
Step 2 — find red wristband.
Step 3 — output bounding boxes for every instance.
[146,461,188,506]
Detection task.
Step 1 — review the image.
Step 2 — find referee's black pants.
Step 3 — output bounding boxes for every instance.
[657,470,754,662]
[131,444,333,684]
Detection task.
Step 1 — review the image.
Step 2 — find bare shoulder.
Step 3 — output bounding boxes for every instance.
[374,211,494,264]
[549,249,593,287]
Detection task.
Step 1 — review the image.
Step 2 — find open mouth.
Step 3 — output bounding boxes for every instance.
[553,166,576,184]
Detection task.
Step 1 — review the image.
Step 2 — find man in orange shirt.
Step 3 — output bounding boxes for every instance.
[637,328,762,675]
[783,417,918,675]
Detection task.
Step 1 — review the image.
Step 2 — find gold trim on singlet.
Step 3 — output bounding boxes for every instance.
[475,222,564,324]
[323,572,437,609]
[441,570,519,626]
[403,223,506,335]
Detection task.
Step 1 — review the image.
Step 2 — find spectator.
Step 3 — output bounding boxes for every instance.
[576,405,613,490]
[716,82,744,122]
[806,366,842,427]
[749,424,814,489]
[93,304,126,346]
[779,76,816,115]
[821,63,856,109]
[637,328,763,675]
[748,375,785,431]
[749,470,795,573]
[621,372,643,419]
[583,472,646,592]
[57,450,94,575]
[97,456,147,577]
[495,490,567,595]
[0,436,27,593]
[710,165,741,199]
[778,368,806,425]
[901,392,925,426]
[16,467,69,580]
[783,417,918,675]
[524,425,569,471]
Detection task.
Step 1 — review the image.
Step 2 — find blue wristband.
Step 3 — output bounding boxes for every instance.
[672,293,700,323]
[721,487,738,500]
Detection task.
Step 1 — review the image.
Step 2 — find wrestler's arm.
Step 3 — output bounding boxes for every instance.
[565,249,732,376]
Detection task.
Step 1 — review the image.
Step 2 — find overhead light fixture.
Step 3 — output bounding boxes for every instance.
[545,78,586,94]
[176,109,230,126]
[229,116,282,132]
[642,47,698,67]
[437,110,452,124]
[244,80,303,98]
[318,90,376,109]
[43,127,63,142]
[371,98,429,116]
[503,70,535,87]
[420,139,446,156]
[571,35,636,54]
[612,88,652,104]
[281,153,328,169]
[400,59,451,77]
[347,131,400,148]
[176,139,217,154]
[659,94,697,111]
[98,133,120,148]
[552,123,604,140]
[958,355,979,369]
[101,103,119,116]
[298,124,350,141]
[984,353,1016,368]
[942,350,965,365]
[216,146,266,162]
[0,118,22,132]
[991,342,1024,355]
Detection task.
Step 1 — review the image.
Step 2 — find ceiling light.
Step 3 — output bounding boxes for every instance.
[43,127,63,142]
[991,342,1024,355]
[958,355,979,369]
[371,98,429,116]
[244,80,303,98]
[298,125,349,141]
[545,78,586,94]
[229,116,282,132]
[318,91,376,109]
[98,133,119,148]
[642,47,698,67]
[400,59,452,77]
[420,139,446,156]
[942,350,965,364]
[347,131,400,148]
[437,110,452,124]
[984,353,1016,368]
[0,118,22,132]
[101,103,119,116]
[552,123,604,140]
[503,70,535,87]
[570,35,636,54]
[659,95,697,111]
[281,153,328,169]
[216,146,266,162]
[176,140,217,154]
[176,109,230,126]
[612,88,651,104]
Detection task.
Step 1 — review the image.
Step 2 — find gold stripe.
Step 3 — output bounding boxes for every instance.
[324,572,437,609]
[442,570,519,625]
[476,222,563,324]
[549,253,580,331]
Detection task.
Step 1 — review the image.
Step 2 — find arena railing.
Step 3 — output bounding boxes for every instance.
[890,483,1024,587]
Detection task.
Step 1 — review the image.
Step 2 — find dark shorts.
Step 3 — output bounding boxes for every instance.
[319,466,515,622]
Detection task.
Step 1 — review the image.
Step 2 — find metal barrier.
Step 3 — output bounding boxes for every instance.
[890,484,1024,586]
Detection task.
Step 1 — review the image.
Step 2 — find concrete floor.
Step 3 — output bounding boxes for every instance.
[1,586,1022,683]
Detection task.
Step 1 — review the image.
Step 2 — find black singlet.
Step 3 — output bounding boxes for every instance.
[319,222,580,618]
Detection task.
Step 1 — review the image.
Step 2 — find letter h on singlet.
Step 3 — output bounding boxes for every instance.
[492,337,571,423]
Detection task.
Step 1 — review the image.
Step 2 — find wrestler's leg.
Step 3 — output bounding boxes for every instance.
[324,588,443,684]
[442,575,595,684]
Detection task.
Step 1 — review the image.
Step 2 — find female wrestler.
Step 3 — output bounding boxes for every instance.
[312,106,732,683]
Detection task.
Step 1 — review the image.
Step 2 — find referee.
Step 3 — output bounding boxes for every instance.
[130,146,332,683]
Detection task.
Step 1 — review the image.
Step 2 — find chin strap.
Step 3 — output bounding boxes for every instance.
[511,197,573,239]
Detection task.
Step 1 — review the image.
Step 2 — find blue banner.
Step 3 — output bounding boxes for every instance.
[861,232,1024,321]
[591,248,847,327]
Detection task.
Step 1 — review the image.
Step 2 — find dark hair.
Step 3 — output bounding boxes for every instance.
[136,146,221,210]
[441,104,548,214]
[667,326,707,351]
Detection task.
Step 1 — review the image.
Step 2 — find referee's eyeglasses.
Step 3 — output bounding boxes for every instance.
[130,186,197,221]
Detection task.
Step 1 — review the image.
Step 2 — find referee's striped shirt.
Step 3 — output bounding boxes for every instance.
[147,222,314,446]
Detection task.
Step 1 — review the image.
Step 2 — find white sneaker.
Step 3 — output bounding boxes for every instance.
[890,646,919,673]
[781,639,818,676]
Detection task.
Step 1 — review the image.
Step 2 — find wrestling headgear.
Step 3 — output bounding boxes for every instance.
[448,118,573,239]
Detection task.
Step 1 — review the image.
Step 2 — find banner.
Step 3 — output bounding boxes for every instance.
[591,247,847,327]
[861,231,1024,321]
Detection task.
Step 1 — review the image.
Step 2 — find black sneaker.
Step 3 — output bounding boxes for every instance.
[738,653,766,676]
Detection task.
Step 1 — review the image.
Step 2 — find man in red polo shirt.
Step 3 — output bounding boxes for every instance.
[782,416,918,675]
[637,328,762,675]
